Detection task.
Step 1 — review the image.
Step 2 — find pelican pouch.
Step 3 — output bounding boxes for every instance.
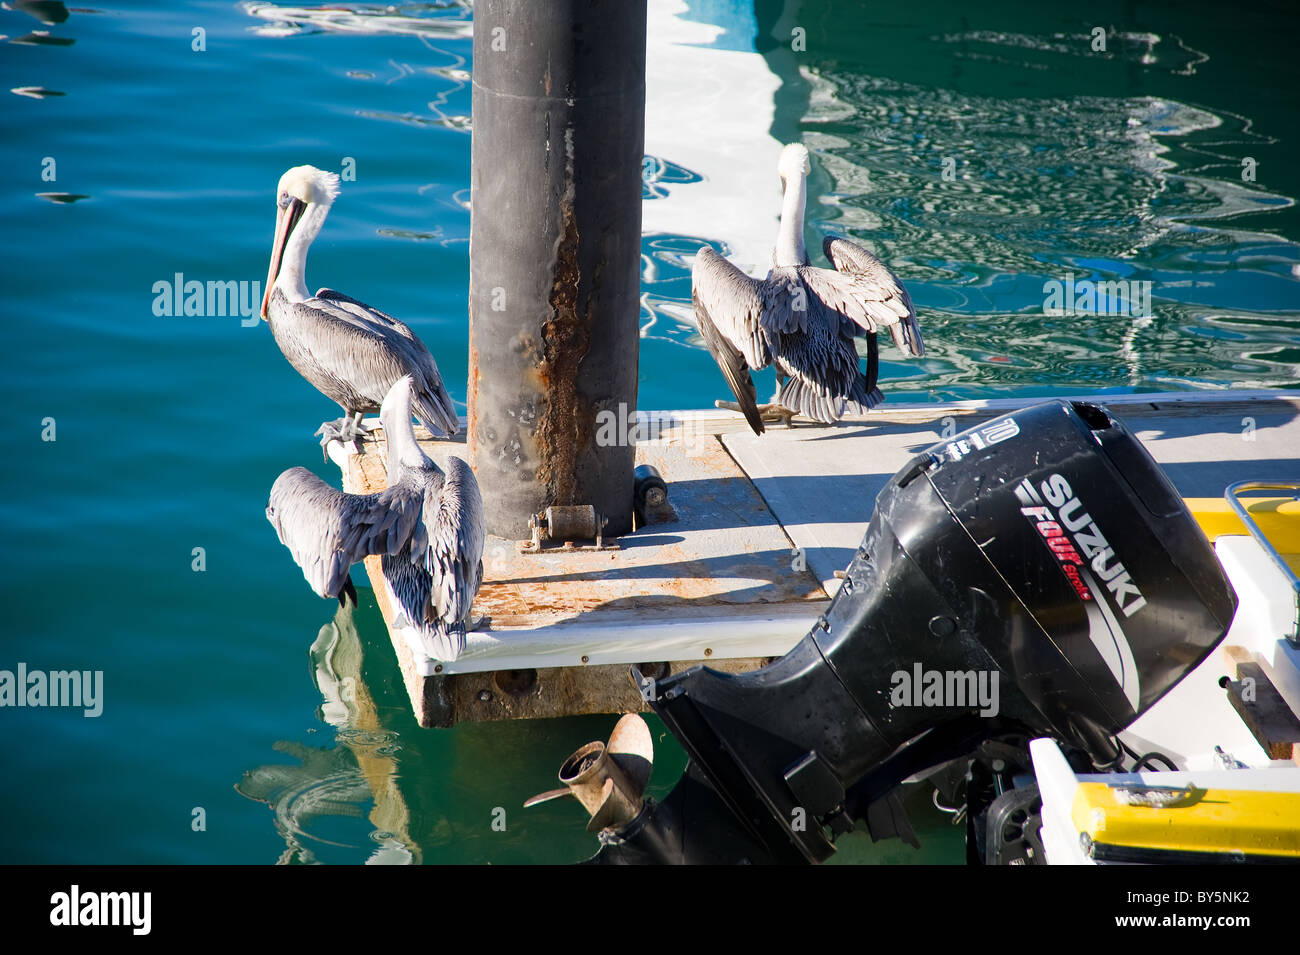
[626,400,1237,864]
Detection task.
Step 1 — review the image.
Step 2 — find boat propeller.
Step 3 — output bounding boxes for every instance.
[524,713,655,833]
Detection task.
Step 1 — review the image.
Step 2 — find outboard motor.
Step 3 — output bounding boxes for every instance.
[587,400,1237,864]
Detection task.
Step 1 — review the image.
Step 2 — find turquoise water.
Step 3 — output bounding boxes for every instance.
[1,0,1296,864]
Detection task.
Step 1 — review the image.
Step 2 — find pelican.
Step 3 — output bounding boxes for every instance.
[260,165,460,451]
[266,375,485,671]
[691,143,924,435]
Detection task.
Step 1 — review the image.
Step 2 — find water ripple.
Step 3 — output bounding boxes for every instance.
[240,1,472,39]
[639,63,1300,396]
[11,85,63,98]
[932,29,1210,76]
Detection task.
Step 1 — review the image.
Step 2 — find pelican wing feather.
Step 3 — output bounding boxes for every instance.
[763,270,879,423]
[266,467,423,600]
[820,236,924,357]
[275,290,460,436]
[423,457,485,630]
[691,247,771,435]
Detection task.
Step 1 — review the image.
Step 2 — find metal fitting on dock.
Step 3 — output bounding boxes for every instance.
[519,504,617,553]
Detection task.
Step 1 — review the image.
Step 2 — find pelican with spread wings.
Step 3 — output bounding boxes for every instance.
[266,376,484,671]
[691,143,924,434]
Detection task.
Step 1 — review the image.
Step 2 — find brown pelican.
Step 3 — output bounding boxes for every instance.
[691,143,924,435]
[260,165,460,451]
[266,375,485,671]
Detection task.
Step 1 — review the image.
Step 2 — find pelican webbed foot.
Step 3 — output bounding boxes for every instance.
[315,413,371,459]
[714,399,798,428]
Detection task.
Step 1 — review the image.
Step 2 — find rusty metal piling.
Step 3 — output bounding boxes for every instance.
[468,0,647,539]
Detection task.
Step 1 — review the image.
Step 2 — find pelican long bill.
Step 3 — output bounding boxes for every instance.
[260,195,306,319]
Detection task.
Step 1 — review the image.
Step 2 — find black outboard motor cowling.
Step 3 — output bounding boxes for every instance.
[635,400,1237,864]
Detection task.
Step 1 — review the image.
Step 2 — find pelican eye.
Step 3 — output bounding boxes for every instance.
[278,191,292,209]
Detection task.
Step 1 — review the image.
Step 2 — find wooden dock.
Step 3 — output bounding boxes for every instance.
[331,390,1300,728]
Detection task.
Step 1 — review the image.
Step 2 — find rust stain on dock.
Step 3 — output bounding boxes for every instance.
[345,429,825,630]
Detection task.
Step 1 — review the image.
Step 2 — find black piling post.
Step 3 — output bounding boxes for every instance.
[468,0,647,540]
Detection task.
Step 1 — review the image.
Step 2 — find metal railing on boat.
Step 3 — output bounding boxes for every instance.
[1226,480,1300,647]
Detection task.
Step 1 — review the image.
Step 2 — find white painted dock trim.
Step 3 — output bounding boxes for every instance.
[372,601,825,675]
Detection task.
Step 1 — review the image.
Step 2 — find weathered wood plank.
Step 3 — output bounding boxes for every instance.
[1227,662,1300,762]
[427,656,773,728]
